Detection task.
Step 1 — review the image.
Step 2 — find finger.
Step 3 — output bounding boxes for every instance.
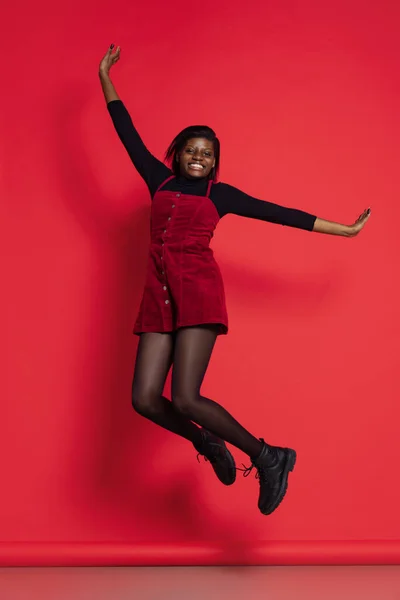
[358,209,369,222]
[113,48,121,63]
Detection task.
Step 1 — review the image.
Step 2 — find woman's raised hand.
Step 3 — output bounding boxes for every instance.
[349,208,371,237]
[99,45,121,77]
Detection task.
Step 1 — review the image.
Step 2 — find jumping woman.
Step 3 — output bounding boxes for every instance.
[99,44,370,515]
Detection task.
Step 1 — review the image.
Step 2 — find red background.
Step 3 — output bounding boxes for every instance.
[1,0,400,565]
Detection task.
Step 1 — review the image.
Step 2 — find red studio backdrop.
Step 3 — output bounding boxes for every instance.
[1,0,400,566]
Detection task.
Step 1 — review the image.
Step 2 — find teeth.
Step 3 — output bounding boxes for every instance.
[189,164,204,170]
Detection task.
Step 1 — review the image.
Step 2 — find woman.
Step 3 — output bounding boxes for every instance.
[99,44,370,516]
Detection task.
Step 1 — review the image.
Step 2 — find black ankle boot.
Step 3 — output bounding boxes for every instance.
[194,429,236,486]
[243,439,296,515]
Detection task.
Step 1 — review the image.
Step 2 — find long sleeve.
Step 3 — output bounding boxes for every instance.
[107,100,171,197]
[214,183,317,231]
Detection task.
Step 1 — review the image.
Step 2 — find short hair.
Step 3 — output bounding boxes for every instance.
[165,125,220,180]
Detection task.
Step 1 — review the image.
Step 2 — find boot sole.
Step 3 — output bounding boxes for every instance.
[260,448,297,515]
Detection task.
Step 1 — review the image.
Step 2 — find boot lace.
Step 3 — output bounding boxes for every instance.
[196,441,223,464]
[237,462,269,481]
[237,441,277,480]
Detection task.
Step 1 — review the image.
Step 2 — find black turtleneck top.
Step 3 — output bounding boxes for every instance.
[107,100,317,231]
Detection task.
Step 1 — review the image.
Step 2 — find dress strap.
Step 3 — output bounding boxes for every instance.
[206,179,213,198]
[155,175,175,194]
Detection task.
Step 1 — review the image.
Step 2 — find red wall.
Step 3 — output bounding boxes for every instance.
[2,0,400,564]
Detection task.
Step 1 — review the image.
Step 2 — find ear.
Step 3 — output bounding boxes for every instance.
[176,154,180,162]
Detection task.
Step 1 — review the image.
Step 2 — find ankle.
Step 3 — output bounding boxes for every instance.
[250,439,265,462]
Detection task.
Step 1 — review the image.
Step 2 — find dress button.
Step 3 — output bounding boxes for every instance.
[161,271,165,275]
[163,229,167,233]
[172,204,175,209]
[165,300,170,305]
[163,286,167,291]
[161,243,164,246]
[176,193,180,197]
[168,217,171,221]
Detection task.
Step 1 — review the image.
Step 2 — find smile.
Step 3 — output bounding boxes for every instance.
[188,163,205,171]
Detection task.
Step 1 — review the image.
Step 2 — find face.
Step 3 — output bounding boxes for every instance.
[177,137,216,179]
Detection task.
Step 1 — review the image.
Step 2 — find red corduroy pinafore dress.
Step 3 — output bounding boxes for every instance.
[134,176,228,335]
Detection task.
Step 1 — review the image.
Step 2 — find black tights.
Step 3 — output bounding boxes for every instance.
[131,326,263,458]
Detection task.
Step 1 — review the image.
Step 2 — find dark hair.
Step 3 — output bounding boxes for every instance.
[165,125,220,180]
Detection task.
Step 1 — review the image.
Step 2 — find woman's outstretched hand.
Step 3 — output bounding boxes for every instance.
[313,208,371,237]
[348,208,371,237]
[99,44,121,77]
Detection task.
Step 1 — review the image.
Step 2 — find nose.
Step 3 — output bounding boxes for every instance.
[192,149,203,161]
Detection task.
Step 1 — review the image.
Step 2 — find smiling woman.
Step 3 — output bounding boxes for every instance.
[165,128,220,180]
[98,43,371,517]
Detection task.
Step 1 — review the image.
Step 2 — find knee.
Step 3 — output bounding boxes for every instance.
[131,387,159,418]
[172,392,197,418]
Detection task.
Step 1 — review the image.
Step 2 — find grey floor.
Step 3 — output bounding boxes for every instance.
[1,566,400,600]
